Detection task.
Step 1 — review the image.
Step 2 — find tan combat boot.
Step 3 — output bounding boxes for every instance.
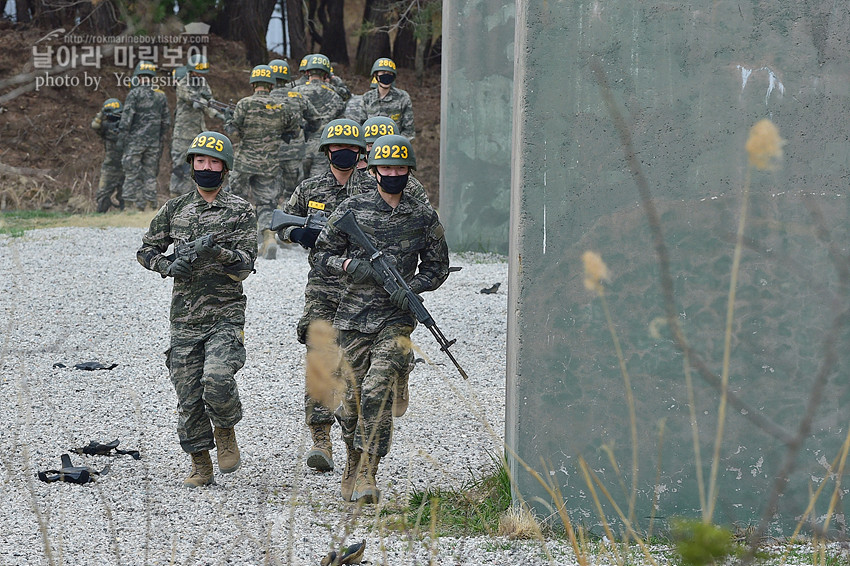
[214,426,241,473]
[340,443,362,501]
[352,452,381,504]
[393,368,411,417]
[306,423,334,471]
[260,229,277,260]
[183,450,215,488]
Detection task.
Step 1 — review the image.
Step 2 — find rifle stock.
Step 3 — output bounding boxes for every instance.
[335,210,468,379]
[270,209,328,232]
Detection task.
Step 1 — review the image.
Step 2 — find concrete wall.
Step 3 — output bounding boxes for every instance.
[505,1,850,534]
[439,0,514,254]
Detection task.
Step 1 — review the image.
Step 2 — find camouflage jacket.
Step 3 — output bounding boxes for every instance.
[137,189,258,326]
[314,190,449,333]
[357,86,415,140]
[292,80,345,143]
[119,84,170,147]
[91,110,124,156]
[283,169,378,306]
[269,86,322,161]
[173,74,219,142]
[328,74,352,102]
[224,90,301,175]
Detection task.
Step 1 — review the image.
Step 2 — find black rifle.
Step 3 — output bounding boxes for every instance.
[164,234,216,263]
[269,209,329,232]
[335,209,468,379]
[189,96,236,119]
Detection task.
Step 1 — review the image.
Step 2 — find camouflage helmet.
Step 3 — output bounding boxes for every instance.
[370,57,397,76]
[187,53,209,73]
[368,134,416,170]
[186,131,234,171]
[370,76,378,89]
[362,116,398,144]
[319,118,366,152]
[172,65,189,81]
[268,58,290,82]
[249,64,275,86]
[133,60,157,77]
[102,98,122,116]
[303,53,331,76]
[298,56,308,73]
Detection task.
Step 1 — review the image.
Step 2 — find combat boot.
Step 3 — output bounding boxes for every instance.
[214,426,241,473]
[393,367,411,417]
[352,452,381,504]
[306,423,334,471]
[260,229,277,260]
[341,443,362,501]
[183,450,215,488]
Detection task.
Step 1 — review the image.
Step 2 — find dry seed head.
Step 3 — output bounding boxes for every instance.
[745,119,785,171]
[582,251,609,292]
[305,320,346,409]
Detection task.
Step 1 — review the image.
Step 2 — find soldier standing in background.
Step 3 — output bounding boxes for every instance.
[327,64,352,103]
[313,134,449,504]
[169,54,228,198]
[277,118,376,476]
[137,131,257,488]
[269,58,322,204]
[352,58,415,140]
[293,54,345,179]
[119,60,170,211]
[225,64,301,260]
[92,98,126,213]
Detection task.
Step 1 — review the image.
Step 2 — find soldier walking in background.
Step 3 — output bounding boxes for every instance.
[277,118,376,475]
[313,134,449,504]
[269,58,322,204]
[224,64,301,259]
[169,54,228,198]
[293,54,346,179]
[137,131,257,488]
[119,60,171,211]
[352,58,415,140]
[91,98,126,213]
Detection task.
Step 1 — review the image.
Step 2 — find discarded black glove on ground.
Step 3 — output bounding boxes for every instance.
[480,282,501,294]
[320,539,365,565]
[37,454,106,484]
[70,439,141,460]
[52,361,118,370]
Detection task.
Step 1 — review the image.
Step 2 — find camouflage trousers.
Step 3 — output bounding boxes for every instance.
[279,159,304,205]
[122,143,162,208]
[229,170,278,239]
[335,324,414,457]
[94,153,125,212]
[169,136,194,197]
[166,320,246,454]
[300,297,338,427]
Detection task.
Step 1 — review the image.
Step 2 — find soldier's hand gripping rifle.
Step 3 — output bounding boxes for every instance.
[270,209,329,249]
[189,96,236,120]
[335,209,468,379]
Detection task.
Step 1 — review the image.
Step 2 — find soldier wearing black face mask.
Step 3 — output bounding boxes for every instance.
[278,118,378,475]
[354,58,415,141]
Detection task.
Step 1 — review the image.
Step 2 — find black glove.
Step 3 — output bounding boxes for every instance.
[290,227,321,249]
[345,258,382,285]
[166,257,193,279]
[194,234,221,260]
[390,288,422,312]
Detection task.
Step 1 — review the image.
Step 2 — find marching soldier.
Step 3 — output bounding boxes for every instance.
[293,54,346,178]
[91,98,126,212]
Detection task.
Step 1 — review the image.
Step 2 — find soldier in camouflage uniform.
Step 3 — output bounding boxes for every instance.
[224,64,301,260]
[119,61,171,211]
[269,58,322,204]
[137,130,257,488]
[293,54,346,179]
[170,54,227,198]
[328,65,352,102]
[351,58,415,140]
[276,118,374,473]
[91,98,125,213]
[314,134,449,504]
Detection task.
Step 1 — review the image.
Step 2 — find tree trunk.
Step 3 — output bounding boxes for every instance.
[392,21,416,69]
[316,0,348,64]
[213,0,276,66]
[16,0,32,23]
[353,0,392,76]
[285,0,308,58]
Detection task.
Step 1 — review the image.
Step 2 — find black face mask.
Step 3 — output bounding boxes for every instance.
[329,148,359,170]
[193,169,225,190]
[378,172,408,194]
[377,73,395,85]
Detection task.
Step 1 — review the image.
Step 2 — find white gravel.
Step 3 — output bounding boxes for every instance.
[0,225,574,566]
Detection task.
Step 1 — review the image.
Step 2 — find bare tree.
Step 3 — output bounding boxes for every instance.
[306,0,349,63]
[353,0,392,75]
[214,0,277,66]
[285,0,309,58]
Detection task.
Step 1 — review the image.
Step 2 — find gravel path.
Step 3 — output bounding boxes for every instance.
[0,226,575,566]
